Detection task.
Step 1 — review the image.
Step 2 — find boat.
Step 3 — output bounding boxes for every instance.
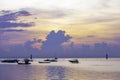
[44,58,58,62]
[69,59,79,63]
[17,59,31,65]
[38,61,51,63]
[1,59,18,63]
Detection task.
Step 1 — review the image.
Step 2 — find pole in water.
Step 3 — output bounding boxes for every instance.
[30,54,32,60]
[106,54,108,60]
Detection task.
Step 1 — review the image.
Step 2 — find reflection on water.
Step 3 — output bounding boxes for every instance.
[0,64,67,80]
[47,66,66,80]
[65,67,120,80]
[0,62,120,80]
[0,65,67,80]
[0,65,48,80]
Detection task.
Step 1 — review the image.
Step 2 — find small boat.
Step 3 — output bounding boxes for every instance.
[1,59,18,63]
[17,62,31,65]
[69,59,79,63]
[44,58,58,62]
[17,59,31,65]
[38,61,51,63]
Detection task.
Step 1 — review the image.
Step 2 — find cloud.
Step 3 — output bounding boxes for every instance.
[114,37,120,44]
[38,9,70,19]
[65,42,120,58]
[0,39,41,58]
[84,16,120,24]
[96,0,111,9]
[0,29,25,45]
[0,29,25,32]
[29,8,72,19]
[40,30,71,57]
[0,10,31,22]
[0,22,34,28]
[0,10,34,29]
[87,35,96,38]
[1,41,120,58]
[0,30,120,58]
[78,35,96,40]
[0,10,35,47]
[5,30,72,58]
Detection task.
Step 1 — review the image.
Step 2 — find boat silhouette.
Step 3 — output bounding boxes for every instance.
[44,58,58,62]
[17,59,31,65]
[1,59,18,63]
[69,59,79,63]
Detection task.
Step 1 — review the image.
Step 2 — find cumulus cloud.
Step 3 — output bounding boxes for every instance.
[0,30,120,58]
[0,30,72,57]
[40,30,71,57]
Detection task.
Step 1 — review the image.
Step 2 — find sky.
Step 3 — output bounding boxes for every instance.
[0,0,120,58]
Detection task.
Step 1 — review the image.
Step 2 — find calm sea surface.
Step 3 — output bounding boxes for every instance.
[0,58,120,80]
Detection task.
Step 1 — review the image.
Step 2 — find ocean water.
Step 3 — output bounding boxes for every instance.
[0,58,120,80]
